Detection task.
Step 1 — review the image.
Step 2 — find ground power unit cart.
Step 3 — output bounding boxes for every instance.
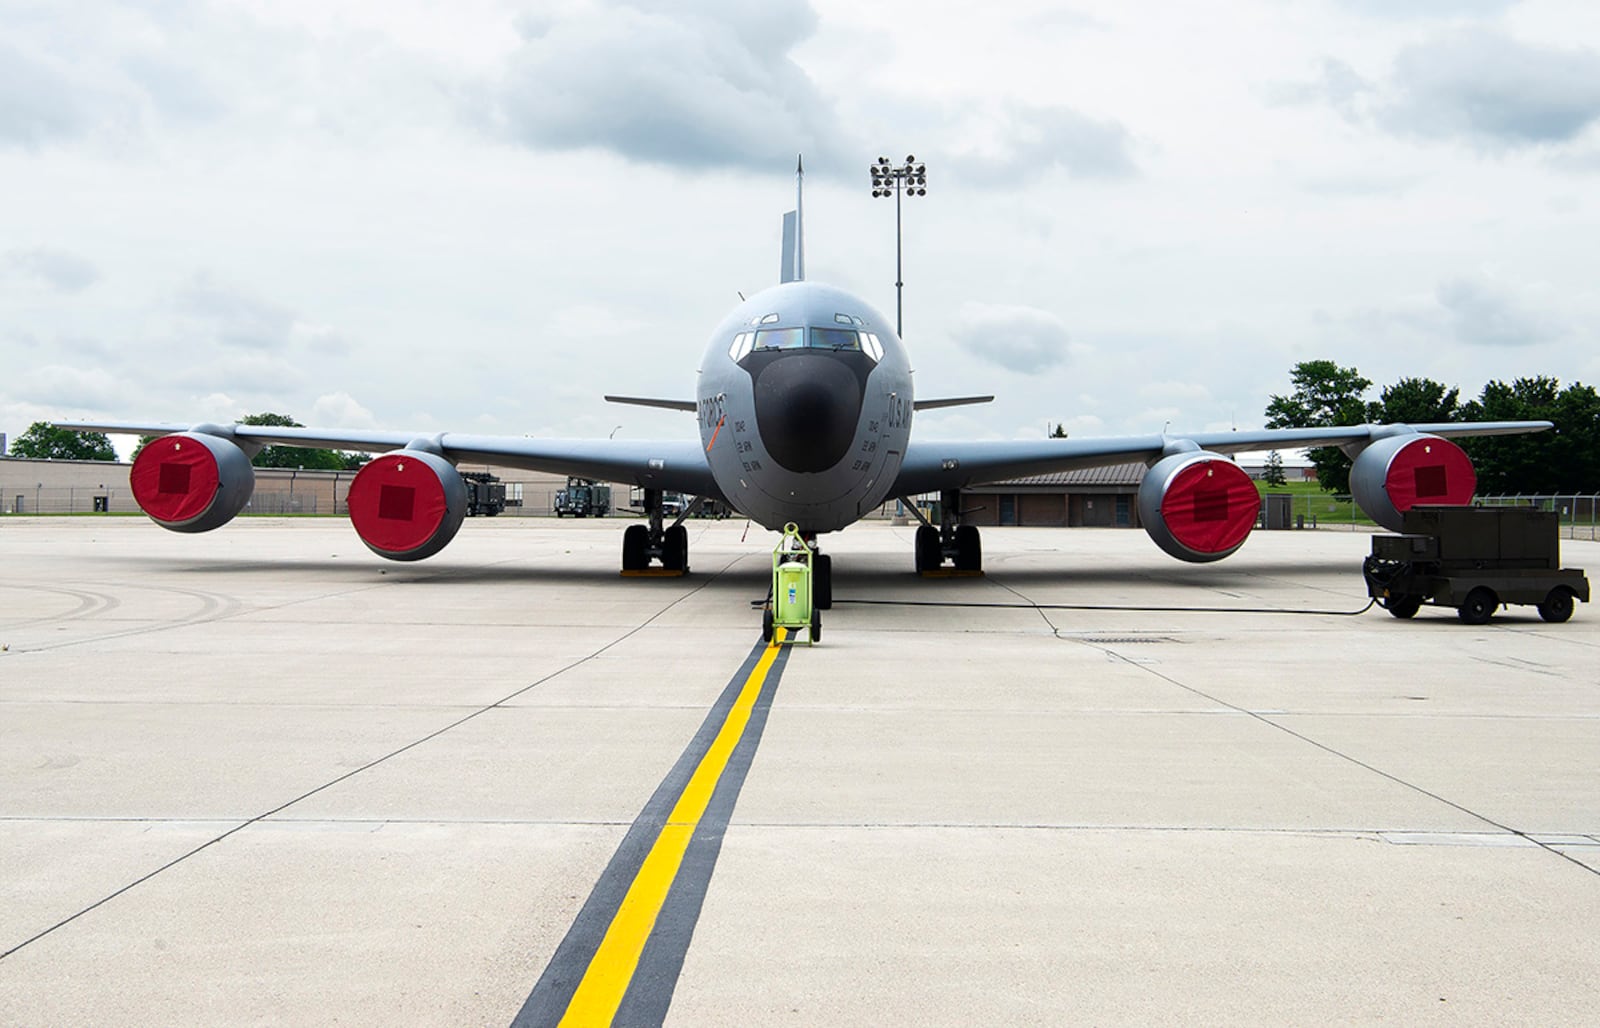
[1364,505,1589,624]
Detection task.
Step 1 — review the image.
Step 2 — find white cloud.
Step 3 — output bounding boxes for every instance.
[488,1,852,172]
[1138,380,1213,404]
[176,274,297,351]
[309,391,377,428]
[548,304,649,339]
[1435,276,1564,347]
[950,302,1072,375]
[948,102,1138,184]
[1383,29,1600,149]
[3,248,100,291]
[10,364,123,410]
[1283,28,1600,152]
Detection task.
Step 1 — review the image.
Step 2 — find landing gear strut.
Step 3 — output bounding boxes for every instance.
[903,490,983,574]
[620,488,691,574]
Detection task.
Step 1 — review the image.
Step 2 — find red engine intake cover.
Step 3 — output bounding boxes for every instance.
[131,435,223,524]
[1350,433,1477,532]
[347,451,464,560]
[1161,458,1258,555]
[1383,436,1476,510]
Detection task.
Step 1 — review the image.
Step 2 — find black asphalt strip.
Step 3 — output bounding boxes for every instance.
[511,636,792,1027]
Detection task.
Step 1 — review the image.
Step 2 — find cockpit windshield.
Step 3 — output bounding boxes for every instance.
[753,327,805,350]
[748,326,864,352]
[731,324,884,362]
[808,327,860,351]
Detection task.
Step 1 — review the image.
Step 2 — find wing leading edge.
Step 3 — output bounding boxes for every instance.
[53,420,722,500]
[889,420,1553,496]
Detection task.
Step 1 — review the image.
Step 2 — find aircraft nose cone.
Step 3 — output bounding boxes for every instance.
[753,354,864,474]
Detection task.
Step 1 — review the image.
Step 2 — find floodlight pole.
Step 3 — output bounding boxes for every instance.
[870,155,927,339]
[894,184,904,338]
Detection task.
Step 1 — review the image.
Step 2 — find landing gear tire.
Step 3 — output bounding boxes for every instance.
[954,524,982,572]
[1458,587,1497,625]
[814,553,832,610]
[1538,586,1575,623]
[762,608,774,642]
[810,607,822,643]
[622,524,649,571]
[914,525,940,573]
[663,524,688,572]
[1385,595,1422,619]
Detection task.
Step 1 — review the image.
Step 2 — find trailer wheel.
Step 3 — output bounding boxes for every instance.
[762,608,774,642]
[1385,595,1422,619]
[810,607,822,643]
[1457,587,1497,625]
[1538,587,1576,624]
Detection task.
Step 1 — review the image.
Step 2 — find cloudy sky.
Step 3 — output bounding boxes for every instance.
[4,0,1599,458]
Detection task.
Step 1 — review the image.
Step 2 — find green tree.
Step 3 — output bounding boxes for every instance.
[1262,450,1287,487]
[238,412,350,470]
[1377,377,1459,424]
[1264,360,1375,494]
[1461,378,1600,493]
[1049,422,1068,438]
[10,421,117,461]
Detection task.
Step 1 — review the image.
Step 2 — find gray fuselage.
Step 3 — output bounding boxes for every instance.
[696,281,912,534]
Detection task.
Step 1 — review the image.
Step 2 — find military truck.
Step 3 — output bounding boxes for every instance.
[554,478,611,517]
[461,471,507,517]
[1364,505,1589,624]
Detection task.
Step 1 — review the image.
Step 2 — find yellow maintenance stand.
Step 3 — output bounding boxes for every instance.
[763,523,820,644]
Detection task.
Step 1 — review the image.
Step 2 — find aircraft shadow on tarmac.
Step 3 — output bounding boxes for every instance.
[85,550,1365,599]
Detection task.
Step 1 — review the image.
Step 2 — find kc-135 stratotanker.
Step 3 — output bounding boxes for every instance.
[56,160,1551,610]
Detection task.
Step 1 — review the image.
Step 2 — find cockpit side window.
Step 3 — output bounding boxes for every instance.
[809,327,860,351]
[753,327,805,350]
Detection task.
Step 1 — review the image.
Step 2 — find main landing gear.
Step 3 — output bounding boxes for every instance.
[903,489,983,574]
[620,487,690,574]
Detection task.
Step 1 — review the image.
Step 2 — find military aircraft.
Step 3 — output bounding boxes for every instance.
[55,160,1550,609]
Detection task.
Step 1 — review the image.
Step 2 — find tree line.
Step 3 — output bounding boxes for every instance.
[1266,360,1600,494]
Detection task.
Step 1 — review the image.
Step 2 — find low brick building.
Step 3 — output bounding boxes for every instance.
[958,463,1147,528]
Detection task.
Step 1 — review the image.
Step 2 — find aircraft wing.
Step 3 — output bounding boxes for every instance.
[53,421,723,500]
[889,420,1553,496]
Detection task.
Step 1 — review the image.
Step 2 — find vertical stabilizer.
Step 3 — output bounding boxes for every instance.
[779,154,806,283]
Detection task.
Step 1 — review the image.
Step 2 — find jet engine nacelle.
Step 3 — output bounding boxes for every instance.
[347,450,467,561]
[129,432,256,533]
[1138,451,1259,563]
[1349,433,1476,533]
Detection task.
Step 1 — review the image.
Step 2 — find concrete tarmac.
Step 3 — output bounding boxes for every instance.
[2,515,1597,1025]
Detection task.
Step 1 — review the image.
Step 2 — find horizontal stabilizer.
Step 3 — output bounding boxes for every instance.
[913,395,995,411]
[604,395,697,412]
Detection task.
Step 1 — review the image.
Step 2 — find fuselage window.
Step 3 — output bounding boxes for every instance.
[728,332,755,360]
[754,327,805,350]
[834,313,854,325]
[862,332,884,361]
[809,327,860,351]
[760,313,781,324]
